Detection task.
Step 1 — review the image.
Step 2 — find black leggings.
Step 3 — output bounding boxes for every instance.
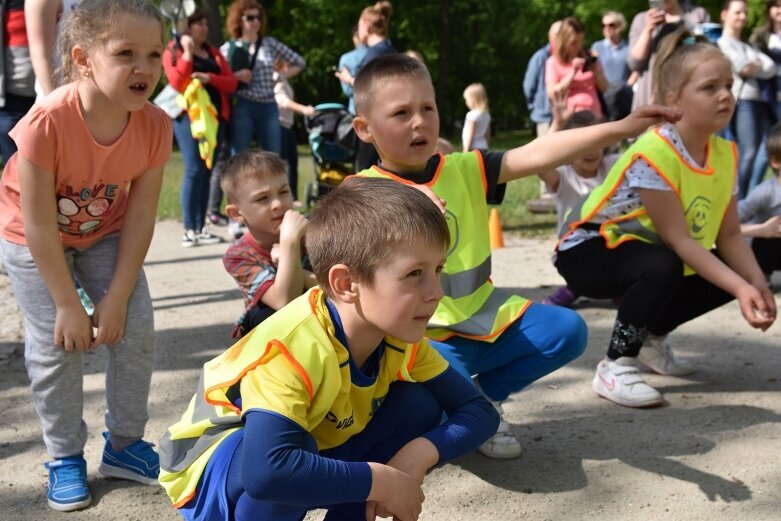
[752,238,781,275]
[555,238,733,359]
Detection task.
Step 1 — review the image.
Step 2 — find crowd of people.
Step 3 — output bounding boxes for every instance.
[0,0,778,520]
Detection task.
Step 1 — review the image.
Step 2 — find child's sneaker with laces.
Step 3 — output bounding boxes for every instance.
[44,455,91,512]
[98,432,160,485]
[195,229,224,245]
[477,400,522,459]
[638,334,694,376]
[592,357,664,408]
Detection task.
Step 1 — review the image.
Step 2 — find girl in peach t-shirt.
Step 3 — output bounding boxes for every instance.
[0,0,171,512]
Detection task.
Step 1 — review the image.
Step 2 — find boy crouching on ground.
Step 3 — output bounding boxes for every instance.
[220,150,316,337]
[159,177,499,521]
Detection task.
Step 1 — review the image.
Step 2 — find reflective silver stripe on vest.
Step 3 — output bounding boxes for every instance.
[430,286,515,337]
[439,256,492,300]
[615,218,662,245]
[159,370,242,472]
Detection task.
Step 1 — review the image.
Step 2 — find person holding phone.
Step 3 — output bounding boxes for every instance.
[628,0,710,110]
[545,17,608,118]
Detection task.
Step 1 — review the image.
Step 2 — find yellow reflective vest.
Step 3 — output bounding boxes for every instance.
[558,128,737,275]
[177,78,218,169]
[359,152,530,341]
[159,288,448,508]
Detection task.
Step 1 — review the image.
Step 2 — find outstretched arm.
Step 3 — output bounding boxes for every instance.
[25,0,60,95]
[498,105,681,184]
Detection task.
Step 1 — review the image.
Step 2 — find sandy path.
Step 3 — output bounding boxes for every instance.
[0,220,779,520]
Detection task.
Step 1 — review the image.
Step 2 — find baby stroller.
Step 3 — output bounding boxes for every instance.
[304,103,356,208]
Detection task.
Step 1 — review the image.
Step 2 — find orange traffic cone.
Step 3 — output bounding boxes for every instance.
[488,208,504,250]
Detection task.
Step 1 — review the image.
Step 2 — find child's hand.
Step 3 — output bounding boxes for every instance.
[549,90,572,130]
[91,292,128,348]
[279,209,308,245]
[367,462,424,521]
[755,216,781,238]
[55,303,93,352]
[617,105,683,139]
[736,283,776,331]
[412,184,446,214]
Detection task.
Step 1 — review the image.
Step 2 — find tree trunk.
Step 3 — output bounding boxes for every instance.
[438,0,451,127]
[202,0,224,46]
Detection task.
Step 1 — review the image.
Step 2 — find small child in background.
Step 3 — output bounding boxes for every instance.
[159,177,499,521]
[274,58,315,203]
[739,121,781,278]
[0,0,170,511]
[540,101,620,307]
[462,83,491,152]
[221,151,316,337]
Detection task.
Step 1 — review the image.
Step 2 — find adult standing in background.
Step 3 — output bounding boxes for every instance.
[164,10,237,247]
[750,0,781,122]
[335,1,395,172]
[0,0,35,163]
[221,0,305,156]
[545,17,608,119]
[523,20,561,137]
[591,11,634,121]
[627,0,710,110]
[24,0,79,99]
[336,26,367,115]
[719,0,776,198]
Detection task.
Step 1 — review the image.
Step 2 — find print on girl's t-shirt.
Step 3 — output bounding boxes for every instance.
[57,182,118,235]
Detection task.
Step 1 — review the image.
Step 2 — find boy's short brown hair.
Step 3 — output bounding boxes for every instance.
[306,177,450,296]
[220,150,287,204]
[766,122,781,174]
[353,53,431,116]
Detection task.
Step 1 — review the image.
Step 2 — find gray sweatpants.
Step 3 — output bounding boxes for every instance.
[1,235,155,458]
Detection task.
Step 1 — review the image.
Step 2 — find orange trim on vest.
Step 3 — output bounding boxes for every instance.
[173,490,196,509]
[634,152,680,197]
[368,154,446,187]
[431,300,532,342]
[204,341,275,414]
[654,128,714,175]
[474,150,488,194]
[272,339,315,399]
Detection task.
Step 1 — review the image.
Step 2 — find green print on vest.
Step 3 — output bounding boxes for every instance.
[444,209,459,256]
[685,196,711,240]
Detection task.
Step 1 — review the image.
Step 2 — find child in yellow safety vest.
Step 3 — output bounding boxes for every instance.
[159,178,499,521]
[555,28,776,408]
[351,53,680,458]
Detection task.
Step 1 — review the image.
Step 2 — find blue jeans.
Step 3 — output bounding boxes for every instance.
[173,115,225,231]
[429,303,588,401]
[0,93,35,163]
[230,97,281,155]
[734,100,772,198]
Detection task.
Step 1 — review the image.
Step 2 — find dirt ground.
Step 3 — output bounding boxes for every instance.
[0,219,779,521]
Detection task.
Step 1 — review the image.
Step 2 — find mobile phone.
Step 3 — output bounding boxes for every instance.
[649,0,664,10]
[583,55,598,71]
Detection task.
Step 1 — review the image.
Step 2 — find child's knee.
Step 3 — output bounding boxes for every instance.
[549,308,588,362]
[388,383,442,434]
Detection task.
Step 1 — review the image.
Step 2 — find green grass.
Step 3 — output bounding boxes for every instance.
[159,132,557,236]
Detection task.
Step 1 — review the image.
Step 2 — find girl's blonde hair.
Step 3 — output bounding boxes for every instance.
[360,1,393,38]
[652,26,727,104]
[226,0,265,39]
[554,17,585,63]
[58,0,164,83]
[463,83,488,112]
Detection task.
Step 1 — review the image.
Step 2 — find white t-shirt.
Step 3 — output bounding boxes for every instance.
[551,153,619,231]
[462,110,490,150]
[273,72,295,129]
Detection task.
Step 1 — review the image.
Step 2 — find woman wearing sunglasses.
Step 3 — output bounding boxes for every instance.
[221,0,306,158]
[591,11,635,121]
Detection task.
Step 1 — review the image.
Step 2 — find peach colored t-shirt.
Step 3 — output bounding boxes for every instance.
[545,56,603,118]
[0,82,172,249]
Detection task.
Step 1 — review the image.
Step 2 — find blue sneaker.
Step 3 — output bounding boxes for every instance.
[98,432,159,485]
[44,455,92,511]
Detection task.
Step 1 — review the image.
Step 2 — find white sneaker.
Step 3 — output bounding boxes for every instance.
[638,335,694,376]
[181,230,198,248]
[477,400,522,459]
[195,229,224,245]
[592,357,663,408]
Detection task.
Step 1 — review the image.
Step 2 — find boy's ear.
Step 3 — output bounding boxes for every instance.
[224,204,242,222]
[352,116,374,144]
[328,264,359,303]
[770,157,781,172]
